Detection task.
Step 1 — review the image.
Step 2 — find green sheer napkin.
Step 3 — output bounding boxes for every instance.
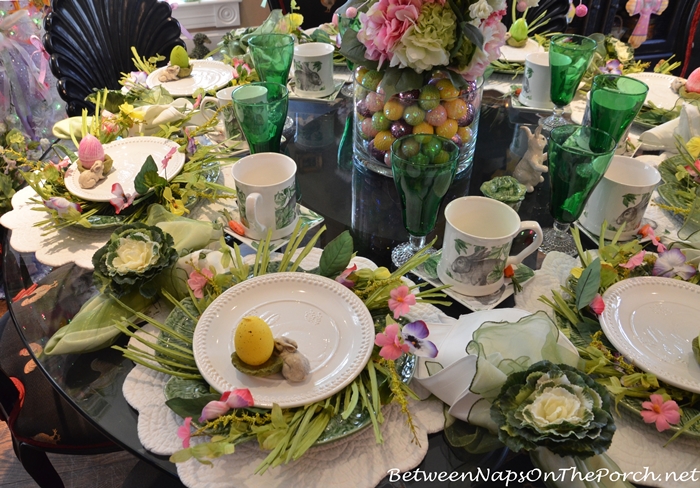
[44,205,222,355]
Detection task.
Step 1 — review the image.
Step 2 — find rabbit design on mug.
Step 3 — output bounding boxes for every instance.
[615,193,651,228]
[513,126,548,192]
[449,248,503,286]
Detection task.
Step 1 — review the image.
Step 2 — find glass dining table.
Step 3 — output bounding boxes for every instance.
[2,89,568,487]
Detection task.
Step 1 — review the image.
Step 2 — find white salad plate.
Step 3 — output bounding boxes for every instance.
[600,277,700,393]
[64,137,184,202]
[626,72,681,111]
[192,272,375,408]
[499,38,545,64]
[147,60,234,97]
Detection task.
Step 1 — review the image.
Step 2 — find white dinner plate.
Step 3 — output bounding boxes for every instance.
[64,137,184,202]
[499,38,545,64]
[192,272,375,408]
[627,73,682,111]
[600,277,700,393]
[147,60,234,96]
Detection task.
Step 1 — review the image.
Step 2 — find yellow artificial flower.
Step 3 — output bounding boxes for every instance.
[288,13,303,29]
[570,267,583,279]
[119,102,144,122]
[162,187,188,216]
[686,137,700,159]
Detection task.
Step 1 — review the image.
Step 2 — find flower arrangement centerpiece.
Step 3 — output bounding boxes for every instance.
[339,0,508,175]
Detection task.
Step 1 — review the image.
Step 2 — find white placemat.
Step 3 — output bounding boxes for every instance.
[515,252,700,488]
[123,249,446,488]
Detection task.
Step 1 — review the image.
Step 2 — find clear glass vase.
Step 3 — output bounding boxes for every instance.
[352,67,482,177]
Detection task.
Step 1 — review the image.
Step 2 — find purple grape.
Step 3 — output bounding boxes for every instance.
[451,134,463,147]
[390,120,411,138]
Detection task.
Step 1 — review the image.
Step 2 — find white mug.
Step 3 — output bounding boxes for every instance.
[519,52,552,109]
[201,86,239,139]
[438,197,543,296]
[293,43,335,98]
[579,156,661,240]
[231,153,298,240]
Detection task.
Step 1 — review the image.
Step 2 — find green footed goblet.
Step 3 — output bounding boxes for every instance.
[541,35,597,133]
[391,134,459,267]
[541,124,616,256]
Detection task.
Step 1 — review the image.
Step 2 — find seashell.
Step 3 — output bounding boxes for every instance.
[78,134,104,168]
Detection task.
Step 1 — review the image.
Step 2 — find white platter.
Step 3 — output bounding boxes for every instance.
[499,38,545,64]
[147,60,234,96]
[627,73,682,111]
[600,277,700,393]
[64,137,184,202]
[192,272,375,408]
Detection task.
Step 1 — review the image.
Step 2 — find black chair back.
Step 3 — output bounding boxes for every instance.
[43,0,185,116]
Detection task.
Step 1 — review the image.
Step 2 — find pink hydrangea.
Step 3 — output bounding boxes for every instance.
[460,13,507,80]
[357,0,421,68]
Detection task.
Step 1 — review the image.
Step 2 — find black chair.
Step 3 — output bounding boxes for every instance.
[0,312,121,488]
[43,0,185,116]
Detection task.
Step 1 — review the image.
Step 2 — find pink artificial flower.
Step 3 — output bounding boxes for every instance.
[620,250,646,269]
[638,224,667,253]
[375,322,410,360]
[100,110,120,135]
[388,285,416,319]
[589,294,605,315]
[641,394,680,432]
[44,197,81,217]
[161,147,177,169]
[335,264,357,288]
[109,183,136,214]
[332,12,339,27]
[357,0,421,68]
[193,94,202,110]
[177,417,192,448]
[199,389,254,422]
[188,268,213,299]
[460,15,507,80]
[50,156,70,170]
[684,161,700,183]
[226,388,254,408]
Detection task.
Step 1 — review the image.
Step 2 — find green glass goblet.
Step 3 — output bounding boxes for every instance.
[541,35,597,133]
[248,34,295,86]
[232,82,289,154]
[541,124,616,256]
[391,134,459,267]
[589,74,649,148]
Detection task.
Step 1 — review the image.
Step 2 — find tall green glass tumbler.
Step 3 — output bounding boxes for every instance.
[589,74,648,148]
[541,35,597,132]
[391,134,459,267]
[232,82,289,154]
[541,124,616,255]
[248,34,294,85]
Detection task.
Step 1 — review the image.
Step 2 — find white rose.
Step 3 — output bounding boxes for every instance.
[111,238,160,274]
[523,386,588,428]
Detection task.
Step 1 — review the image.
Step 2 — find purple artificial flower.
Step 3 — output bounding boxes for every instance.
[335,264,357,288]
[599,59,622,75]
[652,249,697,280]
[44,197,81,217]
[400,320,438,358]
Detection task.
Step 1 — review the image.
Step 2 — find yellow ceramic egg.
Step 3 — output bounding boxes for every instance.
[234,316,274,366]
